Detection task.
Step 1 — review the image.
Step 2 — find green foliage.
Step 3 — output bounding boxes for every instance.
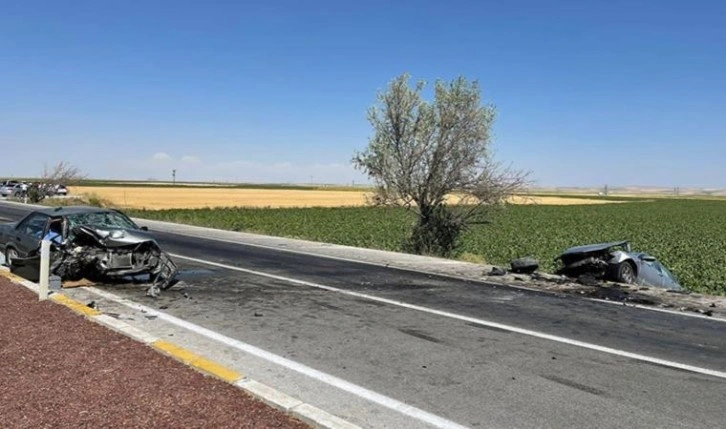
[353,72,528,257]
[26,185,47,203]
[86,193,111,207]
[127,206,415,251]
[404,205,465,257]
[126,199,726,295]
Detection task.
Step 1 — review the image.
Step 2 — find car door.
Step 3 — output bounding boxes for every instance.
[647,261,672,289]
[13,213,50,256]
[638,258,666,288]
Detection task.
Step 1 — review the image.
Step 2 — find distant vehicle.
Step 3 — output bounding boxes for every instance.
[0,180,20,197]
[3,182,29,197]
[53,184,69,196]
[0,185,16,197]
[555,240,683,291]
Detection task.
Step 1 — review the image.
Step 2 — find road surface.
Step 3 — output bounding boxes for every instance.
[0,202,724,429]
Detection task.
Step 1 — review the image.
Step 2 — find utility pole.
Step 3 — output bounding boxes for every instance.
[172,169,176,185]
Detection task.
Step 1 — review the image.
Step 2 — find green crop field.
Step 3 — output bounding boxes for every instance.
[127,198,726,296]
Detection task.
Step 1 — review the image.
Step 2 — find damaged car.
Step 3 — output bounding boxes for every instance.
[555,240,683,291]
[0,206,177,297]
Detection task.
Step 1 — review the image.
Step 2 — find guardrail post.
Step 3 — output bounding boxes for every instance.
[39,239,50,300]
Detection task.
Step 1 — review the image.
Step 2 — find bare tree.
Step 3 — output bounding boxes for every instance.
[353,73,530,256]
[42,161,85,186]
[27,161,86,203]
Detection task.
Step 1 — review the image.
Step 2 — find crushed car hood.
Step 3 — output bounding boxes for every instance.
[73,225,157,247]
[557,240,631,258]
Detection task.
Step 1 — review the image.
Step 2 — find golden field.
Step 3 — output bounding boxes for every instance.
[68,186,626,209]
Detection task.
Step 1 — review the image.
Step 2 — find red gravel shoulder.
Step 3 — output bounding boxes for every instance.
[0,276,311,429]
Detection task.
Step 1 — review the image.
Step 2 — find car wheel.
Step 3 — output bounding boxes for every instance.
[614,261,637,284]
[5,247,18,266]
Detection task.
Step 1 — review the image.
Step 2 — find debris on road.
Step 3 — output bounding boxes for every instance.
[475,246,723,318]
[479,266,725,318]
[62,278,96,288]
[488,266,507,276]
[576,273,601,287]
[510,257,539,274]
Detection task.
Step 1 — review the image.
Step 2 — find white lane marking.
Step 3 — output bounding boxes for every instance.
[86,287,470,429]
[148,225,725,323]
[170,253,726,380]
[581,295,725,321]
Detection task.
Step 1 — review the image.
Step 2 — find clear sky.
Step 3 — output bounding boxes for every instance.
[2,0,724,188]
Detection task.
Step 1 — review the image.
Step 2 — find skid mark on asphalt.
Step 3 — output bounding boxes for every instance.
[398,328,443,344]
[541,375,606,396]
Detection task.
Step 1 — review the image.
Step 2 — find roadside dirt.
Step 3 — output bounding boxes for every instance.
[482,269,726,320]
[0,277,311,429]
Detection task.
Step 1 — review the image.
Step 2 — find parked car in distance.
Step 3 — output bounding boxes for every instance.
[53,184,69,196]
[0,185,14,197]
[0,180,20,197]
[12,183,29,197]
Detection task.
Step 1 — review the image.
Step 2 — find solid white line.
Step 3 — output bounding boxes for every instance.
[147,224,725,323]
[86,286,471,429]
[169,253,726,380]
[581,295,725,321]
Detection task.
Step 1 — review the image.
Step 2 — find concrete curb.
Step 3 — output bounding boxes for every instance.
[0,267,362,429]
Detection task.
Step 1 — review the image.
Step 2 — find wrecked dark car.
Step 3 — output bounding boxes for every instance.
[555,240,683,291]
[0,206,177,297]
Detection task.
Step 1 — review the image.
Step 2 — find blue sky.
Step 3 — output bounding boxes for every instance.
[1,0,724,187]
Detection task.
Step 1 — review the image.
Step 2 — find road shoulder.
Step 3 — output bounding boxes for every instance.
[0,268,360,429]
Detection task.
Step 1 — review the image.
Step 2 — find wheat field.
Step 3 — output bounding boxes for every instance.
[68,186,624,209]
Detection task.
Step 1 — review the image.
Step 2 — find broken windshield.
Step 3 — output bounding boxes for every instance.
[66,211,138,230]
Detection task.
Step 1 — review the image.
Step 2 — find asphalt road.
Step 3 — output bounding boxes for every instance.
[1,202,725,429]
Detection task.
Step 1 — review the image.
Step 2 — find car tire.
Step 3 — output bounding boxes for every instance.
[614,261,637,284]
[5,247,18,266]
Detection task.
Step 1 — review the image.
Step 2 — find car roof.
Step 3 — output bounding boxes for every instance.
[32,205,119,217]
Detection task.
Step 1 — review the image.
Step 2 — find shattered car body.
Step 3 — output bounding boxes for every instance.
[0,206,177,297]
[555,240,683,291]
